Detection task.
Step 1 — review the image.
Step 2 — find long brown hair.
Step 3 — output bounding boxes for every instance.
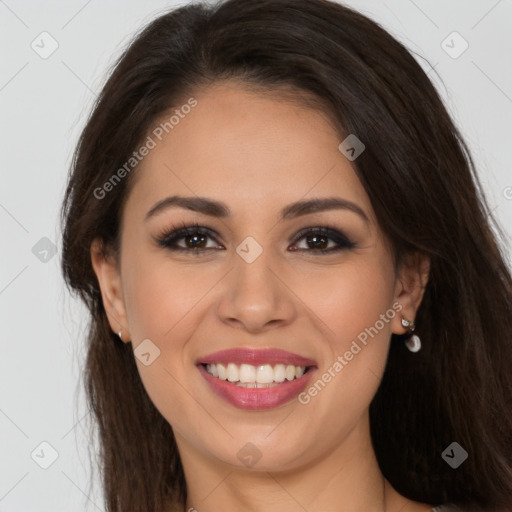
[60,0,512,510]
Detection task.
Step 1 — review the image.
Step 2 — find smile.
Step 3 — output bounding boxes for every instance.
[197,348,317,409]
[204,362,308,387]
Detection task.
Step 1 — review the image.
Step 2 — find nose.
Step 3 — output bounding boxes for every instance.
[216,249,297,333]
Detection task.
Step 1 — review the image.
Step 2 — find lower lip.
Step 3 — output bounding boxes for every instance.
[197,364,316,410]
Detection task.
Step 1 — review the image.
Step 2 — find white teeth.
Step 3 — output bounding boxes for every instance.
[274,364,286,382]
[239,363,256,383]
[205,363,307,384]
[217,363,227,380]
[226,363,239,382]
[235,382,276,388]
[256,364,274,384]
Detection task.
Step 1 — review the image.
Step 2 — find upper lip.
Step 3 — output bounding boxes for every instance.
[196,348,317,367]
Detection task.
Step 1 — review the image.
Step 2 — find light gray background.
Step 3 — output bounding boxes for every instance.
[1,1,511,510]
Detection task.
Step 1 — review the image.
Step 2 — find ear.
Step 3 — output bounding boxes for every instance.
[392,251,430,335]
[90,237,130,342]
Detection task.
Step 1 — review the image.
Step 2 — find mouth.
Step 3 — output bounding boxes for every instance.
[201,362,312,387]
[196,348,317,410]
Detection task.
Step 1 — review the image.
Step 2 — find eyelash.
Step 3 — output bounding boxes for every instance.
[155,221,356,255]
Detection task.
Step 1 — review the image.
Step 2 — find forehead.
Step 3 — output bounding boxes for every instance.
[124,82,374,222]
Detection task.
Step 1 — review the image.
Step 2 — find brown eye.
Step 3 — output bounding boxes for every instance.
[290,226,355,254]
[157,222,223,253]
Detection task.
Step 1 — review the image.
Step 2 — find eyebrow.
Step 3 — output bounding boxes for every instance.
[145,195,369,223]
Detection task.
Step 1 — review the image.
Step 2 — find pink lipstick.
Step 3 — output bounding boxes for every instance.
[196,348,317,410]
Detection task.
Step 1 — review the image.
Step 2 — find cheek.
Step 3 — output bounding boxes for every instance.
[120,251,203,423]
[122,246,209,343]
[292,254,396,344]
[293,256,395,419]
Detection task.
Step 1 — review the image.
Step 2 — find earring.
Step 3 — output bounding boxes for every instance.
[118,329,122,340]
[401,317,421,352]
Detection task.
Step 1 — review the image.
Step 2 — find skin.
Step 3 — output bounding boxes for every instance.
[91,81,431,512]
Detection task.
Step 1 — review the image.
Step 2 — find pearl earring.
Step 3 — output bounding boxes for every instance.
[401,317,421,352]
[118,329,122,340]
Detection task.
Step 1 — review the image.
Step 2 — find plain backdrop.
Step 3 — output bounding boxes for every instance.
[1,0,511,510]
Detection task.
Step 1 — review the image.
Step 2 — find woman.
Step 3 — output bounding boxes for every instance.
[60,0,512,511]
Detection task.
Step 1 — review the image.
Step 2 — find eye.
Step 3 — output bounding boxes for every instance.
[290,226,356,254]
[155,223,355,255]
[156,222,223,253]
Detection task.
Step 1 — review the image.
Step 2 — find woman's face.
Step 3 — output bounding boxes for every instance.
[92,81,423,472]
